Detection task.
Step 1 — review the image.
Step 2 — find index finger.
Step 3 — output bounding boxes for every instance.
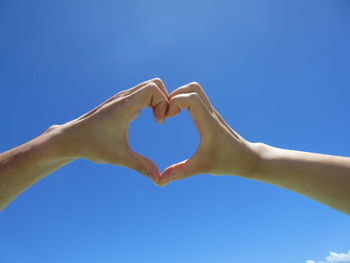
[125,82,169,122]
[125,78,169,101]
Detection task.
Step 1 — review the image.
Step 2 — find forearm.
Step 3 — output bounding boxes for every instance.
[0,126,75,211]
[247,143,350,215]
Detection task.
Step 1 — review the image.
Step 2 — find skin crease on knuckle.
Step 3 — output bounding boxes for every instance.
[151,78,165,91]
[188,93,209,114]
[144,83,163,106]
[172,93,198,111]
[187,92,200,101]
[171,83,202,100]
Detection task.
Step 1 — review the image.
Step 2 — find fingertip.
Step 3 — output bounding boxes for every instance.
[153,174,168,187]
[153,101,168,123]
[159,166,175,184]
[157,178,169,187]
[158,181,169,187]
[150,174,162,186]
[165,99,181,119]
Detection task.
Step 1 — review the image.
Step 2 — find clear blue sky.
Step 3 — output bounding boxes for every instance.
[1,0,350,262]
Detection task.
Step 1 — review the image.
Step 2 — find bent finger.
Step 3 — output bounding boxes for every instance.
[122,78,169,100]
[77,78,168,121]
[169,83,238,136]
[170,82,214,113]
[126,82,169,122]
[166,92,215,134]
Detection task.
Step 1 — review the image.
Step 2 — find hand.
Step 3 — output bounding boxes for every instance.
[58,78,169,183]
[159,83,261,186]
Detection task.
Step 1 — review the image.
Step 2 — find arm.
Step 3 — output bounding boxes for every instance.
[0,128,73,211]
[159,82,350,215]
[0,78,168,211]
[251,144,350,215]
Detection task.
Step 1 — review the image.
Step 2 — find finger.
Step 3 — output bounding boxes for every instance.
[170,82,214,113]
[166,92,214,134]
[149,78,169,100]
[147,78,169,123]
[170,82,238,137]
[122,79,169,123]
[123,150,161,184]
[158,159,199,186]
[126,82,169,122]
[124,78,169,100]
[106,78,169,104]
[79,78,169,122]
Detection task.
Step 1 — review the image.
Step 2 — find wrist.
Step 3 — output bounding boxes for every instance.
[239,142,272,179]
[42,124,79,161]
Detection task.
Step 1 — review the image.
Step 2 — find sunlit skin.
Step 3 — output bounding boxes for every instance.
[0,78,168,210]
[159,83,261,183]
[160,83,350,215]
[1,78,350,215]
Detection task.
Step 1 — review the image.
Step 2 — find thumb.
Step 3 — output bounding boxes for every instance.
[123,150,161,185]
[159,158,199,186]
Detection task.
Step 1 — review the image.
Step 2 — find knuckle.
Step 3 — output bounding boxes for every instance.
[188,82,202,90]
[117,90,127,96]
[144,82,159,93]
[44,124,60,134]
[151,77,163,86]
[171,94,186,104]
[150,78,165,92]
[188,92,201,101]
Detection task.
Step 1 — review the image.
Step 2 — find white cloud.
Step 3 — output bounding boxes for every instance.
[326,250,350,262]
[307,250,350,263]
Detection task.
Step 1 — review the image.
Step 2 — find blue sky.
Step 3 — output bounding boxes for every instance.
[1,0,350,262]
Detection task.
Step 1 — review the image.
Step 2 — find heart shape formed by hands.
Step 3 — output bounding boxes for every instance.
[129,80,259,187]
[69,78,259,187]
